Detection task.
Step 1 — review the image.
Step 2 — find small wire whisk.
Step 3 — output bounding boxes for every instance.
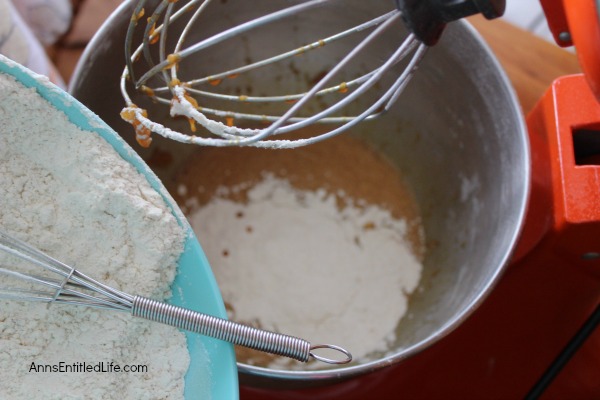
[0,229,352,365]
[120,0,505,149]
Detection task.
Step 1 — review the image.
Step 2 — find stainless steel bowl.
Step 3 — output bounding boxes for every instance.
[70,0,529,387]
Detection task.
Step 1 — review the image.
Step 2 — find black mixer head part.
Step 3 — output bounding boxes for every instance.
[395,0,506,45]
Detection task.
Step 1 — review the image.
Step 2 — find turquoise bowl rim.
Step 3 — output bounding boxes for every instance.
[0,54,239,400]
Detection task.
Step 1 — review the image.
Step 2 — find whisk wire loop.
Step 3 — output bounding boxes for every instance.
[223,10,407,146]
[135,0,331,87]
[166,10,399,91]
[164,10,423,148]
[0,230,134,311]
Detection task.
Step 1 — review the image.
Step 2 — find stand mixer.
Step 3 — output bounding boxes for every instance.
[68,0,599,398]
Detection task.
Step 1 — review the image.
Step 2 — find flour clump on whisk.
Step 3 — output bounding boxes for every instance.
[0,72,190,399]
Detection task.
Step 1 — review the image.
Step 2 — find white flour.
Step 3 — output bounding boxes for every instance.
[189,175,422,369]
[0,72,190,399]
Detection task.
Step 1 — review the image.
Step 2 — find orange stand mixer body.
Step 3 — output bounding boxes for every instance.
[240,1,600,398]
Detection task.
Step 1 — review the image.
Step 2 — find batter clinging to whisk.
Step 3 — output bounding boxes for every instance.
[120,0,505,148]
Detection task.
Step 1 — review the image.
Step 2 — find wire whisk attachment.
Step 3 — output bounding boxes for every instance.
[0,229,352,365]
[120,0,428,149]
[120,0,506,149]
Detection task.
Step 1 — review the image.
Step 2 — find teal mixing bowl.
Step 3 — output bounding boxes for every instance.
[0,54,239,400]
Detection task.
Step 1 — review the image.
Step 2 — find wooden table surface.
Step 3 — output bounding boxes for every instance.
[468,15,581,113]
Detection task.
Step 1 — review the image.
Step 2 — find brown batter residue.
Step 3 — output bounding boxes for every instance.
[165,135,423,257]
[156,133,425,366]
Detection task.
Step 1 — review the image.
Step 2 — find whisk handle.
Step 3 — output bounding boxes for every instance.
[132,296,351,364]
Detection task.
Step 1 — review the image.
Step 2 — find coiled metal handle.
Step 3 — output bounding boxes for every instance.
[132,296,352,364]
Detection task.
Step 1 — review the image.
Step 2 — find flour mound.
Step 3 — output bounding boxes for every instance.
[190,174,422,369]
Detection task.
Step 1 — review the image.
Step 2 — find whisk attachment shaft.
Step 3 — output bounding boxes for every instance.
[0,229,352,365]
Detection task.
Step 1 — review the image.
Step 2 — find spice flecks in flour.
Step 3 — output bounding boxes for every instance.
[0,72,190,399]
[190,174,423,369]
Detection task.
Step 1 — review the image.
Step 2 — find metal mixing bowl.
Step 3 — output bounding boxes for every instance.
[69,0,529,387]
